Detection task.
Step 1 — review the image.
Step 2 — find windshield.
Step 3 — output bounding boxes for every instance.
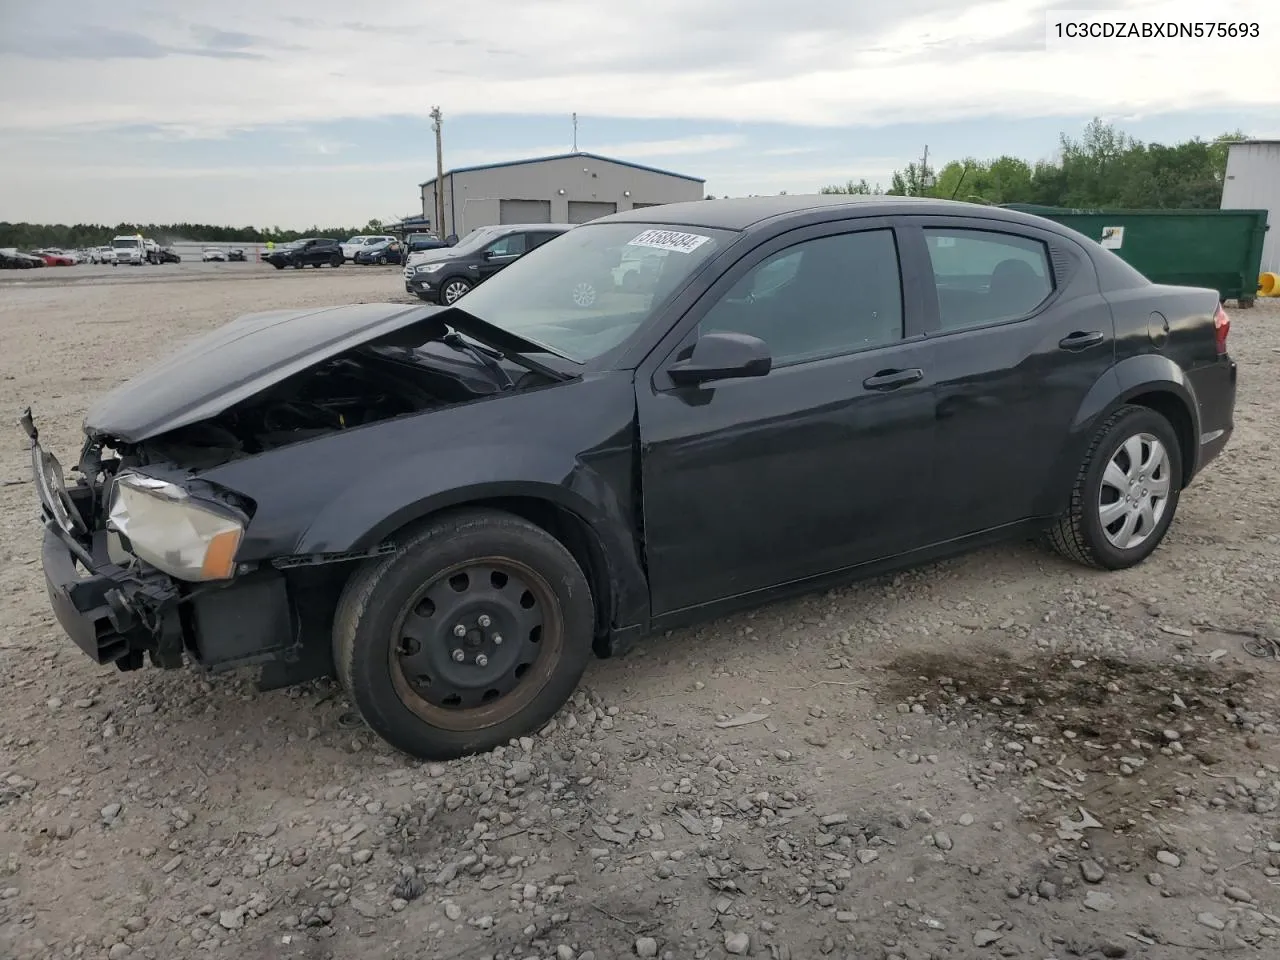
[112,238,141,249]
[346,236,368,244]
[454,222,733,363]
[450,227,502,254]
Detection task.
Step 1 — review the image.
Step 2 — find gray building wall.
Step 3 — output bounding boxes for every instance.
[420,153,704,238]
[1221,141,1280,275]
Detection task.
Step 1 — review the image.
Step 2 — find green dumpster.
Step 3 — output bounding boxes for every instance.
[1001,204,1269,305]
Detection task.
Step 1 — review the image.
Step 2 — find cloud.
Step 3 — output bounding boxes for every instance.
[0,0,1274,134]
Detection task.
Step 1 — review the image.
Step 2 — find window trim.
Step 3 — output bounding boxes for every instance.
[898,216,1067,338]
[648,217,927,391]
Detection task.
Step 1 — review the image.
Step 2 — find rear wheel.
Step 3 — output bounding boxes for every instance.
[441,277,472,304]
[1043,404,1182,570]
[333,509,595,760]
[330,254,343,267]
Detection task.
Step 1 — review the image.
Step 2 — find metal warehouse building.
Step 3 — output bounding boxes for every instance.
[419,151,704,238]
[1221,139,1280,275]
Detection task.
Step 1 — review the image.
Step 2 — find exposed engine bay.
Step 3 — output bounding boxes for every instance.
[123,349,493,470]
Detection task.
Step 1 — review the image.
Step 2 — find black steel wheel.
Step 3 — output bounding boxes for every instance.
[333,509,594,760]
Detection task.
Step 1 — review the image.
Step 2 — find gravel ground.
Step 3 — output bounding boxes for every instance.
[1,272,1277,960]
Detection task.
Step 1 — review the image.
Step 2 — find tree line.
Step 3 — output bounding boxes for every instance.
[820,119,1245,209]
[0,220,390,250]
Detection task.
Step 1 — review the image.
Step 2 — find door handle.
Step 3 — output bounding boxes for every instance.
[1059,330,1105,350]
[863,368,924,390]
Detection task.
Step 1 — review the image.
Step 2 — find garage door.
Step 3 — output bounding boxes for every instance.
[499,199,552,224]
[567,201,617,223]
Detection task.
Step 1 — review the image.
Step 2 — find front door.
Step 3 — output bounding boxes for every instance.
[902,218,1116,541]
[478,232,528,281]
[637,221,939,616]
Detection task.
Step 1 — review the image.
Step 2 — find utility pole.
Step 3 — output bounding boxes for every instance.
[920,145,930,196]
[430,106,445,236]
[572,113,578,152]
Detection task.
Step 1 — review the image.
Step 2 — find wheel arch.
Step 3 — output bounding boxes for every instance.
[1069,354,1202,489]
[311,485,627,658]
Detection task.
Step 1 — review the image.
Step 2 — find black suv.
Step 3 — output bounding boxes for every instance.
[265,238,344,270]
[403,223,572,304]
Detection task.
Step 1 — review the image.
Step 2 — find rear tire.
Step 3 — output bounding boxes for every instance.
[1042,404,1182,570]
[330,255,343,267]
[333,509,595,760]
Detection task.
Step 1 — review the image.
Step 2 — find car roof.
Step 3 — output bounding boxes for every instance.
[597,195,1059,233]
[491,223,574,232]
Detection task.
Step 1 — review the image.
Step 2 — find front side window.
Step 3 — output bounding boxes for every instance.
[923,228,1054,331]
[699,230,904,366]
[455,222,734,363]
[486,233,527,258]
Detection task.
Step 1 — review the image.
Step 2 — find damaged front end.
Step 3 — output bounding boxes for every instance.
[22,303,576,689]
[24,407,208,673]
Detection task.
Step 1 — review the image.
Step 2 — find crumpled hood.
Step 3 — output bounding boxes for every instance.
[84,302,446,443]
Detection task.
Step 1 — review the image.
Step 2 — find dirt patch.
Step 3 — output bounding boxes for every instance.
[881,646,1272,831]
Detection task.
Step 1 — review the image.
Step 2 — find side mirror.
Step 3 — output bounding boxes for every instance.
[481,250,494,260]
[667,332,771,387]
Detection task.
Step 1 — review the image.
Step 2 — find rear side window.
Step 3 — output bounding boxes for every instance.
[923,229,1053,331]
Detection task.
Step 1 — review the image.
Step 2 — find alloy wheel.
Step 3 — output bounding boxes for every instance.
[443,280,470,304]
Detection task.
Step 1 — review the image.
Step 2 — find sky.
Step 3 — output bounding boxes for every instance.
[0,0,1277,228]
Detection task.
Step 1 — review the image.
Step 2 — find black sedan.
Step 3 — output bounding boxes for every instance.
[23,196,1237,761]
[354,239,405,265]
[1,249,46,269]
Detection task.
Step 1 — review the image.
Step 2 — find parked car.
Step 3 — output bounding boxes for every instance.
[405,232,450,254]
[23,196,1237,762]
[36,249,76,266]
[353,238,405,266]
[202,248,228,262]
[0,248,46,269]
[89,246,116,264]
[227,248,247,262]
[403,223,572,304]
[341,235,395,261]
[263,238,344,270]
[157,247,181,264]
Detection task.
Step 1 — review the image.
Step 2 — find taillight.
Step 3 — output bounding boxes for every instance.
[1213,302,1230,355]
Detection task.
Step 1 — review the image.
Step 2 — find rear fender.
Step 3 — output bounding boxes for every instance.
[1038,354,1201,516]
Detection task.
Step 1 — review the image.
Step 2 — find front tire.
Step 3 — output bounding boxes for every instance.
[1043,404,1182,570]
[333,509,595,760]
[441,277,472,304]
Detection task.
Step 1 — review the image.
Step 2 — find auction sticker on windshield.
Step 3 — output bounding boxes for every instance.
[627,229,712,254]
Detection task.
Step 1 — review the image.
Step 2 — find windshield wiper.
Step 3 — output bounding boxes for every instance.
[441,330,515,390]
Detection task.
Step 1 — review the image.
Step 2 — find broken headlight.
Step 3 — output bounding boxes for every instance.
[107,474,243,581]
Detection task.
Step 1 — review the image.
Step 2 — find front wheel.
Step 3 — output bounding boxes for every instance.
[333,509,595,760]
[441,277,472,304]
[1043,404,1182,570]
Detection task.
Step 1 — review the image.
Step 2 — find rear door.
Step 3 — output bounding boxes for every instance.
[900,216,1114,541]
